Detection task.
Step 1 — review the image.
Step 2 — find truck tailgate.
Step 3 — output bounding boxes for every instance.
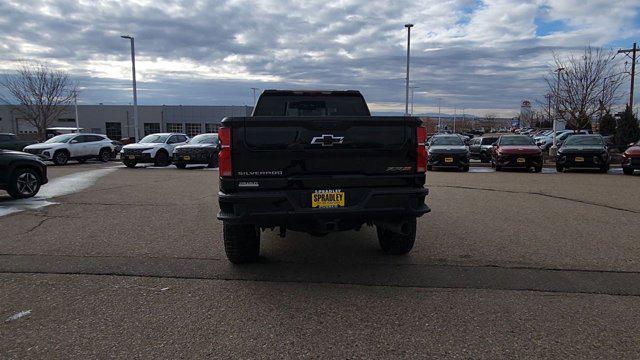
[226,116,421,190]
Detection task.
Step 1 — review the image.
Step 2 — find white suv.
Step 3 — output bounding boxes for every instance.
[23,133,116,165]
[120,133,189,168]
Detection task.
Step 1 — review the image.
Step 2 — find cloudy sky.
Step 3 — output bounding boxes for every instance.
[1,0,638,116]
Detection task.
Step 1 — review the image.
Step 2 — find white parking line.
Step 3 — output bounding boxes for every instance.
[0,168,117,217]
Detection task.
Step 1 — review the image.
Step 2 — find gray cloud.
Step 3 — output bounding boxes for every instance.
[0,0,638,116]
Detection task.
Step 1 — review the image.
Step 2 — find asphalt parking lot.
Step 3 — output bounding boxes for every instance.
[1,162,640,358]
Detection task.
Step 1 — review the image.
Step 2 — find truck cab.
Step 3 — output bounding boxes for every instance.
[217,90,430,263]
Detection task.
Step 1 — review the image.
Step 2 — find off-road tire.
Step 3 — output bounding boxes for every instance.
[377,218,416,255]
[7,167,41,199]
[223,223,260,264]
[52,150,69,166]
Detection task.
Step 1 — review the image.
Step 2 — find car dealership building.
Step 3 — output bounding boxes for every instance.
[0,104,253,140]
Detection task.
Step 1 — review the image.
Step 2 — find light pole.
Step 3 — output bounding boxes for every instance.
[250,87,259,107]
[73,90,80,133]
[121,35,139,141]
[453,108,457,133]
[550,67,564,156]
[404,23,413,116]
[437,98,442,131]
[410,86,419,115]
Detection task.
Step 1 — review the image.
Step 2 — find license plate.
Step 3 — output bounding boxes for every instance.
[445,157,454,163]
[517,157,526,163]
[128,155,135,159]
[575,156,584,162]
[183,155,191,160]
[311,190,345,208]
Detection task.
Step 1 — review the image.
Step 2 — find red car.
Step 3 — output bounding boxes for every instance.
[491,135,543,172]
[622,140,640,175]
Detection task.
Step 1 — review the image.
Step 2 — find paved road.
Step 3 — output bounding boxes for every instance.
[1,163,639,358]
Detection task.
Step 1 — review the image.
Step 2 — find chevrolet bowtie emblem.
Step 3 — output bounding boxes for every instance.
[311,134,344,147]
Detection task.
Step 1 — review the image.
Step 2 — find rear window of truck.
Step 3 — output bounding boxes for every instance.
[254,95,370,117]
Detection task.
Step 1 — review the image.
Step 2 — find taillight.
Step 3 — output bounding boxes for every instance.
[416,126,427,173]
[218,127,232,177]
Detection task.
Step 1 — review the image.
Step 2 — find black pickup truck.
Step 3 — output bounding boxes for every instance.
[217,90,430,263]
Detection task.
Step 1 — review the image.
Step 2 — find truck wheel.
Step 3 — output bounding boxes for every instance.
[52,150,69,166]
[154,151,170,167]
[223,223,260,264]
[556,165,563,173]
[99,148,111,162]
[600,164,609,173]
[7,167,41,199]
[623,167,634,175]
[377,218,416,255]
[461,165,470,172]
[175,162,186,169]
[534,166,542,173]
[123,160,137,168]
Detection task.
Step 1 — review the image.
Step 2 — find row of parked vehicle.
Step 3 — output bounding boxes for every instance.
[119,132,220,168]
[427,133,640,175]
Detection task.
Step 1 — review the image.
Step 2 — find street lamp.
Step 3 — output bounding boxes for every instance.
[437,98,442,131]
[404,23,413,116]
[121,35,139,141]
[550,67,565,156]
[410,86,419,115]
[250,87,260,107]
[73,90,80,133]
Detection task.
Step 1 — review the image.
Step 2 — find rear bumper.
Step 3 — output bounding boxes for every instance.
[218,186,430,231]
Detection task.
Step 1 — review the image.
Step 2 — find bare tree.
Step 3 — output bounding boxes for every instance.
[545,46,625,130]
[480,113,499,132]
[0,61,77,140]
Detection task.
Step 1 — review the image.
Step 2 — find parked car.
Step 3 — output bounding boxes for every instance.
[491,135,543,172]
[426,135,470,171]
[537,130,589,151]
[173,133,220,169]
[556,135,609,173]
[556,130,590,148]
[120,133,188,168]
[23,133,116,165]
[217,89,430,263]
[0,133,36,151]
[0,149,48,199]
[621,140,640,175]
[469,136,498,163]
